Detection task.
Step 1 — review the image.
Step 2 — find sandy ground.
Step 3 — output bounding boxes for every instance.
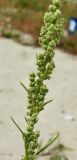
[0,38,77,160]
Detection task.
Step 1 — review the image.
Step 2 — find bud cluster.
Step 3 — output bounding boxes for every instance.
[23,0,64,160]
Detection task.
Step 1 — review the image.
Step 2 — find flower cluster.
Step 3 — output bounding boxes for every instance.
[37,0,64,81]
[24,73,48,160]
[20,1,64,160]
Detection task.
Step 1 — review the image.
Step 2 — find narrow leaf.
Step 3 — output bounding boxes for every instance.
[43,100,53,107]
[36,133,59,155]
[11,117,25,136]
[20,81,29,93]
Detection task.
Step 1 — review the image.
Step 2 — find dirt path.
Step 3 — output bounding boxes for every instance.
[0,38,77,160]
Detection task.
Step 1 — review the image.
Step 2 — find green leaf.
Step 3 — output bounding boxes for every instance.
[11,117,25,136]
[43,99,53,107]
[20,81,29,93]
[36,133,59,155]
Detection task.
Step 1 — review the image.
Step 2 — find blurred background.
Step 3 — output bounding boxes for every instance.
[0,1,77,160]
[0,0,77,54]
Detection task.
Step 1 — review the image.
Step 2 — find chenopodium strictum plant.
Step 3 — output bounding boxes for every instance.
[11,0,64,160]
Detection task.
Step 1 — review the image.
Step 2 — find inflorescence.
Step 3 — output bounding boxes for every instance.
[12,1,64,160]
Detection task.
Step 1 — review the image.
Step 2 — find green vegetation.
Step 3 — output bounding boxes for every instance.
[11,0,64,160]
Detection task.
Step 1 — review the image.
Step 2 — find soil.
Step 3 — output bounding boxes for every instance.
[0,38,77,160]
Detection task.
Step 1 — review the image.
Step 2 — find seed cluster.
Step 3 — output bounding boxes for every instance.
[23,0,64,160]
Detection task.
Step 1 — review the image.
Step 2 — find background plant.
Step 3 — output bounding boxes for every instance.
[11,0,64,160]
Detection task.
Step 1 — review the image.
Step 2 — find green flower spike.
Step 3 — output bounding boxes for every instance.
[12,0,64,160]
